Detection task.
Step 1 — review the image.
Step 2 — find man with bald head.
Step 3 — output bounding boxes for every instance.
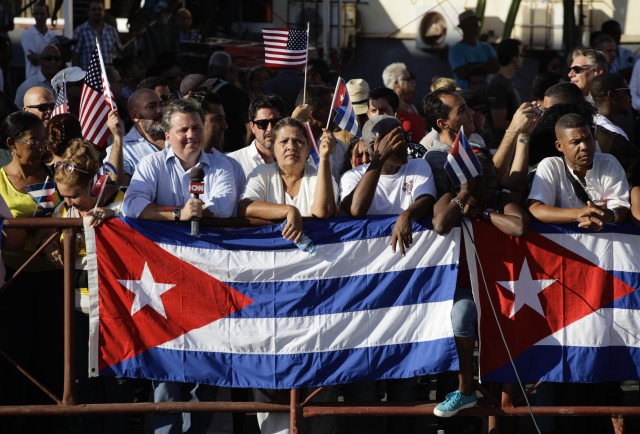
[22,86,55,124]
[15,44,62,109]
[104,88,165,185]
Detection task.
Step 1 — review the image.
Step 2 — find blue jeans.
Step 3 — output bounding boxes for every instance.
[451,287,477,338]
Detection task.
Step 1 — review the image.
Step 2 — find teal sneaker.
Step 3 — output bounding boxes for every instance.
[433,390,477,417]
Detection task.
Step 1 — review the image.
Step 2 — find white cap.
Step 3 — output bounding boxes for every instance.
[51,67,86,91]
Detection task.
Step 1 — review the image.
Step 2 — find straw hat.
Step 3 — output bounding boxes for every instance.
[346,78,370,116]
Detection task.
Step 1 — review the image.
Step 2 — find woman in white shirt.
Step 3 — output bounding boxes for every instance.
[238,117,338,241]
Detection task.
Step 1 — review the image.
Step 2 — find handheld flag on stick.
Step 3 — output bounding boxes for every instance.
[26,176,56,216]
[305,122,320,169]
[262,28,309,67]
[328,77,361,138]
[80,40,117,149]
[91,162,117,212]
[52,73,69,116]
[444,126,482,187]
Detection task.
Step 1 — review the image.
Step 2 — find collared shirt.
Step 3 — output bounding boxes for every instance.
[613,46,636,72]
[528,153,630,210]
[72,21,122,69]
[104,126,162,175]
[22,25,58,78]
[14,71,55,109]
[227,140,266,178]
[594,114,629,140]
[123,147,237,218]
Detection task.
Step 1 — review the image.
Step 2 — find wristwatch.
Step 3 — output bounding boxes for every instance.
[482,208,493,221]
[172,208,181,221]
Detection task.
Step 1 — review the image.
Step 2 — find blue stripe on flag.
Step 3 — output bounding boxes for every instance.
[120,215,437,250]
[102,338,460,388]
[228,264,458,318]
[482,344,640,383]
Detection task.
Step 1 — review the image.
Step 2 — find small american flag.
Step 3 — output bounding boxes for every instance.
[52,75,69,117]
[80,42,116,149]
[262,28,308,67]
[444,126,482,187]
[26,176,57,215]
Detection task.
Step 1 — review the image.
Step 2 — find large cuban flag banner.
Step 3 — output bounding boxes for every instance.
[465,220,640,383]
[84,216,460,388]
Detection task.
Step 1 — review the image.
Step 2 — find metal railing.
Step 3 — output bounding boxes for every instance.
[0,217,638,434]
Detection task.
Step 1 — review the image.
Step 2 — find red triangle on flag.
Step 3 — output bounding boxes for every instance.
[94,219,254,371]
[470,221,635,376]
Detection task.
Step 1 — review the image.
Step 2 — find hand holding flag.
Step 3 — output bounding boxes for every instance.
[329,77,361,138]
[444,126,482,187]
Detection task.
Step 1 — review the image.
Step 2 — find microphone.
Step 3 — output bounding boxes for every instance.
[189,167,205,237]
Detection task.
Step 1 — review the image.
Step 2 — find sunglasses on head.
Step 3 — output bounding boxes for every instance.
[26,103,55,112]
[569,65,595,74]
[54,160,90,175]
[252,118,282,130]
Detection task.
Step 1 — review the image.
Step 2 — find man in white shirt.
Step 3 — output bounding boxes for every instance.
[104,89,165,185]
[22,2,58,78]
[227,93,285,177]
[528,113,630,229]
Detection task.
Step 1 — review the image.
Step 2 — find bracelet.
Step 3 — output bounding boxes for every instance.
[612,208,619,224]
[505,129,521,134]
[517,137,531,145]
[451,197,465,213]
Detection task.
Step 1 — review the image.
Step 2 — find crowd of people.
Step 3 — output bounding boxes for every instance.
[0,2,639,434]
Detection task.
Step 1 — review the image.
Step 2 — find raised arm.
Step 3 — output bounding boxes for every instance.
[310,129,337,218]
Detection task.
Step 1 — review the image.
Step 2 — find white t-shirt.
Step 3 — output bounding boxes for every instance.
[241,163,339,217]
[227,141,266,178]
[528,154,630,210]
[339,158,437,215]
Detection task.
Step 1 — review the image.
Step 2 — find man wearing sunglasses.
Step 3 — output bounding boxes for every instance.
[567,48,607,102]
[21,2,57,78]
[228,93,285,178]
[21,86,55,124]
[15,45,61,109]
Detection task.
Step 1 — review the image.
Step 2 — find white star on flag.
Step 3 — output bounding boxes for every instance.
[340,94,344,102]
[118,262,175,319]
[497,258,556,318]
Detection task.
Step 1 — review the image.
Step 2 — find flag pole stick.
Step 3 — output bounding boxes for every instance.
[326,77,341,130]
[302,22,310,105]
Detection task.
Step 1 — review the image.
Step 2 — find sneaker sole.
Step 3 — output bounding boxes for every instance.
[433,400,477,418]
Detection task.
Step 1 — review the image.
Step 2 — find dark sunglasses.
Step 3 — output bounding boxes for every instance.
[612,87,631,97]
[252,118,282,130]
[26,103,55,112]
[159,93,175,102]
[41,55,62,62]
[569,65,595,74]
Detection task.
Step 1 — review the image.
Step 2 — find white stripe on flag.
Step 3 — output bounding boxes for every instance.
[155,227,459,283]
[457,146,481,177]
[158,300,454,354]
[446,154,468,185]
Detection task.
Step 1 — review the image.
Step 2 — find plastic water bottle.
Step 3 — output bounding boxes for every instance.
[278,222,317,253]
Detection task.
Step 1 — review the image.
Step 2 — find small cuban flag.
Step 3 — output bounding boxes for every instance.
[26,176,56,215]
[444,126,482,187]
[305,122,320,169]
[331,77,361,138]
[90,162,117,198]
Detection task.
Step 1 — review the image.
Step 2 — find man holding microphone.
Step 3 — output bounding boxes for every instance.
[123,98,237,434]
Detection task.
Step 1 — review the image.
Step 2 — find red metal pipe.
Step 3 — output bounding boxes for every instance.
[302,403,640,417]
[62,228,76,405]
[290,389,301,434]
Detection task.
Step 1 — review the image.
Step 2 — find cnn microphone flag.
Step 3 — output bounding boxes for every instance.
[444,126,482,187]
[80,41,116,149]
[262,28,308,67]
[331,77,361,138]
[52,75,69,117]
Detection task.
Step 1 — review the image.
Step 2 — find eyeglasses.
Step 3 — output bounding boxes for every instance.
[26,103,55,112]
[398,72,416,82]
[612,87,631,97]
[41,55,62,62]
[54,160,90,175]
[159,93,175,102]
[252,118,282,130]
[15,138,50,150]
[569,65,596,74]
